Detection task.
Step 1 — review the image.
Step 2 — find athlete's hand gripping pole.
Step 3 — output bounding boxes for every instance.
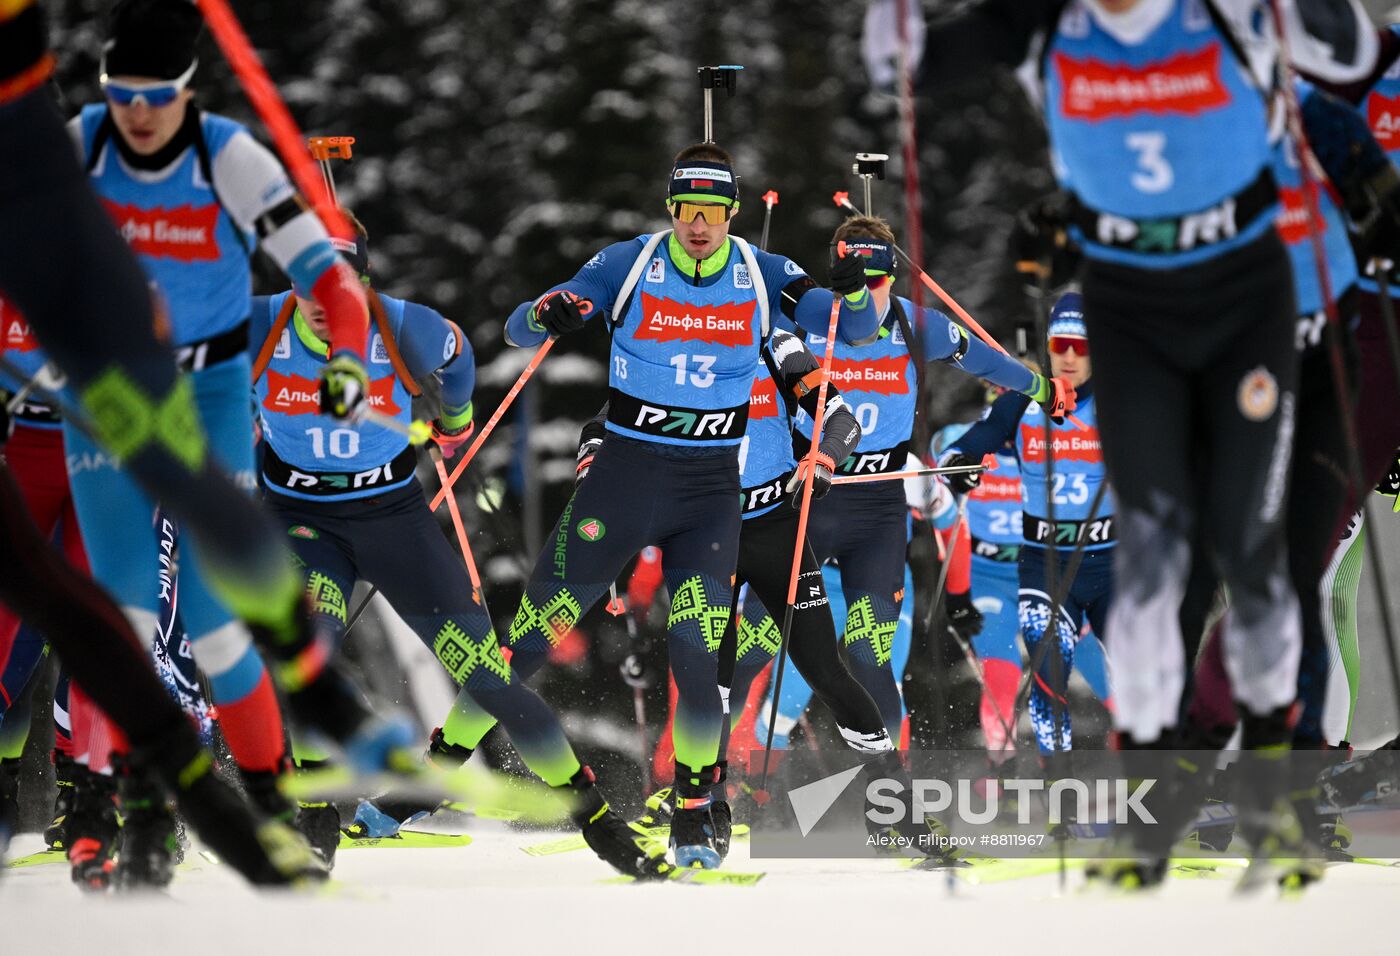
[759,281,844,787]
[1269,0,1400,725]
[833,191,1009,357]
[429,338,556,512]
[759,191,779,251]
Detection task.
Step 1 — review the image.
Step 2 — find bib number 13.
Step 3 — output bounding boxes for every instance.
[1126,132,1173,194]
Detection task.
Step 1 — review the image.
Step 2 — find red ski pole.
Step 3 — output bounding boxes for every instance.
[430,337,555,512]
[759,273,845,786]
[194,0,352,242]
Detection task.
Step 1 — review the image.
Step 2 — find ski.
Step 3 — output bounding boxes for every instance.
[285,763,567,824]
[522,823,750,857]
[339,830,473,850]
[601,867,766,887]
[4,848,64,868]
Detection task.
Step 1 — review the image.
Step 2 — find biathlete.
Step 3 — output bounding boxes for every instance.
[54,0,385,886]
[795,215,1074,741]
[939,293,1113,760]
[434,141,885,869]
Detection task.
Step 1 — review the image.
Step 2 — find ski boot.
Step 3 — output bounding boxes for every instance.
[129,726,327,887]
[863,751,965,868]
[276,760,341,866]
[295,802,342,865]
[636,786,674,832]
[1084,854,1169,890]
[425,726,473,771]
[45,750,78,850]
[564,766,668,879]
[114,761,181,891]
[670,775,721,870]
[1233,719,1325,894]
[66,768,120,891]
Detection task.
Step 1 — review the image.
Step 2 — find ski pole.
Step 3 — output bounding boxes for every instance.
[829,463,984,486]
[430,338,555,512]
[760,289,844,787]
[931,499,1016,756]
[360,408,432,444]
[343,585,379,637]
[609,583,652,799]
[1270,0,1400,728]
[194,0,355,244]
[759,191,779,251]
[431,446,484,606]
[833,191,1009,356]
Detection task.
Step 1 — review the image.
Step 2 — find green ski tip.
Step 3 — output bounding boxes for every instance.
[523,823,749,858]
[339,830,473,850]
[4,848,65,868]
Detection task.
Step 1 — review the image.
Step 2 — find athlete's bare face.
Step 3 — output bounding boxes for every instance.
[1051,344,1091,388]
[295,294,331,342]
[1094,0,1143,13]
[107,84,193,156]
[672,204,732,261]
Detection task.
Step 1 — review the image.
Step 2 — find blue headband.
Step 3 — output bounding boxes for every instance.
[834,238,896,275]
[1048,292,1087,339]
[668,161,739,205]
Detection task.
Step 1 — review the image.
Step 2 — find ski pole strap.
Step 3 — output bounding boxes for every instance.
[251,296,298,383]
[367,289,421,397]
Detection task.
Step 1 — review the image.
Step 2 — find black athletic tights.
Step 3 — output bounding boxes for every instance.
[716,503,892,757]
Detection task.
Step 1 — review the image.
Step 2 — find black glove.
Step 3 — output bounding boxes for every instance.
[317,353,369,422]
[576,436,603,486]
[946,591,984,641]
[1010,192,1080,290]
[786,453,835,506]
[938,451,982,496]
[533,290,591,338]
[828,251,867,297]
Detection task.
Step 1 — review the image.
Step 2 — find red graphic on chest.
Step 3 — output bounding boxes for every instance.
[749,376,779,419]
[971,471,1021,503]
[1368,92,1400,147]
[635,294,755,346]
[1020,423,1102,464]
[101,200,221,262]
[264,370,401,416]
[1054,45,1230,121]
[825,355,910,396]
[2,306,37,354]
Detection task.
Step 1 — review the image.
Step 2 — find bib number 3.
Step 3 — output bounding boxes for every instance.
[1126,131,1173,194]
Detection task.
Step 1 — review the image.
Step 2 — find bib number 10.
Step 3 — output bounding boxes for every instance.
[1126,132,1173,194]
[307,426,361,460]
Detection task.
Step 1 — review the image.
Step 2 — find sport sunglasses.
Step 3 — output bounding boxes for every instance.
[100,59,197,108]
[1048,335,1089,357]
[668,200,735,225]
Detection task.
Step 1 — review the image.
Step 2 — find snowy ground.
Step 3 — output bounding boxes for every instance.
[6,817,1400,956]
